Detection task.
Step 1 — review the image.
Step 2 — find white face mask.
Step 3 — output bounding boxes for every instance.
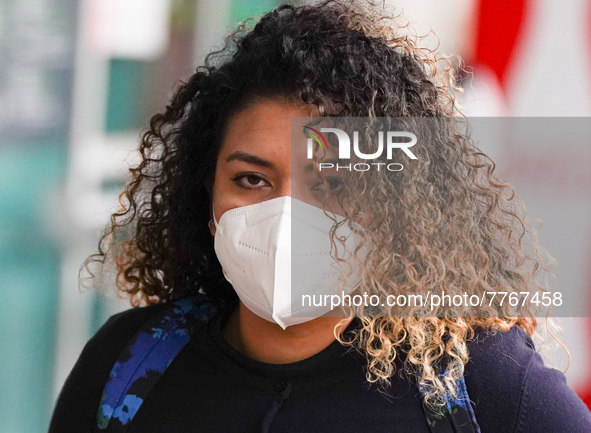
[213,196,365,329]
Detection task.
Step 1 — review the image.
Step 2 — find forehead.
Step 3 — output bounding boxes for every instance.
[218,99,317,157]
[218,99,338,162]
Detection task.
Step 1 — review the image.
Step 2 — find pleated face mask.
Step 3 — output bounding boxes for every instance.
[213,196,365,329]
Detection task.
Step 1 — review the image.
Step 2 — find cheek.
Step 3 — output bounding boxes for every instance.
[210,164,244,223]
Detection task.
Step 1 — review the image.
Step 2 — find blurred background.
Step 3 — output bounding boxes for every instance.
[1,0,590,431]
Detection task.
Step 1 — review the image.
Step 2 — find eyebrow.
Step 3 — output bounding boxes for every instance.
[225,151,275,169]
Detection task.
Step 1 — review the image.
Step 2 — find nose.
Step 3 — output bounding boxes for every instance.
[281,175,320,206]
[268,176,313,206]
[271,178,318,207]
[275,177,292,199]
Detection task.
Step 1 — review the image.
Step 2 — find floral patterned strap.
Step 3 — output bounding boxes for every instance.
[95,296,217,432]
[418,374,481,433]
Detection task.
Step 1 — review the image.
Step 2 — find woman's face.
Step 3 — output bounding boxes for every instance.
[210,98,342,233]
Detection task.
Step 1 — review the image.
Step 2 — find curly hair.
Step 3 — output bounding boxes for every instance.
[82,0,559,411]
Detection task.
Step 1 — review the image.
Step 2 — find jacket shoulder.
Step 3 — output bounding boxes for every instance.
[465,325,591,433]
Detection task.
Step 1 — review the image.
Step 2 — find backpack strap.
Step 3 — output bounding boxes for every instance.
[418,373,481,433]
[95,296,217,432]
[94,297,480,432]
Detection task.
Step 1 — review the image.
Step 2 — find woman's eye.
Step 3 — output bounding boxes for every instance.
[232,173,270,189]
[312,176,344,193]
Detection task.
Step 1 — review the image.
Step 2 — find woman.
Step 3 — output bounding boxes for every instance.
[49,1,591,432]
